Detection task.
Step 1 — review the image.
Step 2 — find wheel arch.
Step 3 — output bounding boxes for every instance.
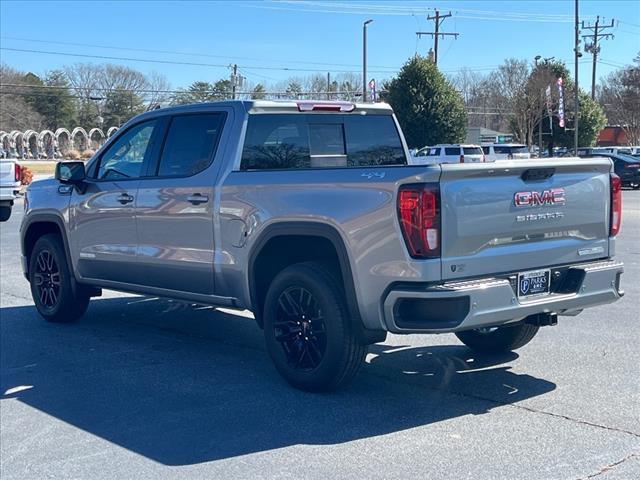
[248,221,385,344]
[22,214,73,279]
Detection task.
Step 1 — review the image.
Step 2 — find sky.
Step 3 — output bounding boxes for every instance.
[0,0,638,93]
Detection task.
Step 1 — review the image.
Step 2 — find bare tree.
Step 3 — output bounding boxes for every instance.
[598,55,640,145]
[145,71,171,109]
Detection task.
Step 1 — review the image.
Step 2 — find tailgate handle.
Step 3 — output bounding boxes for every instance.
[521,168,555,181]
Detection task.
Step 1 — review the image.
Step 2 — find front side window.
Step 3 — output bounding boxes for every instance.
[240,114,406,170]
[482,146,490,154]
[157,113,224,177]
[96,121,156,180]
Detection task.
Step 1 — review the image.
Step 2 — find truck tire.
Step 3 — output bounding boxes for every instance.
[263,261,367,392]
[0,206,11,222]
[455,323,539,353]
[29,234,90,323]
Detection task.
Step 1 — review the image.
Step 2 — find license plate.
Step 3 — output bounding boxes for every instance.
[517,269,551,298]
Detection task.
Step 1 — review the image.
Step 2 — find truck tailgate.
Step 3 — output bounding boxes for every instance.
[0,160,16,185]
[439,158,612,280]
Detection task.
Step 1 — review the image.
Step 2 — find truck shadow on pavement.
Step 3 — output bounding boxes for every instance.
[1,296,556,466]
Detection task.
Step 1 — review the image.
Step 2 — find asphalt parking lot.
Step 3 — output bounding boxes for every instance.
[1,192,639,480]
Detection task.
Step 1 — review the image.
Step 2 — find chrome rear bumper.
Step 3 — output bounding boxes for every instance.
[383,260,624,334]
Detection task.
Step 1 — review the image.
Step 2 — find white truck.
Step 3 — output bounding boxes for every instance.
[0,159,21,221]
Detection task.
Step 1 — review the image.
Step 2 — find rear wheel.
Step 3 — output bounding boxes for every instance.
[263,262,367,392]
[455,323,539,353]
[0,206,11,222]
[29,234,90,323]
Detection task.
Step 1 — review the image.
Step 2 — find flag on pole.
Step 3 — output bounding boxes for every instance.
[557,77,565,128]
[368,79,376,102]
[545,85,553,130]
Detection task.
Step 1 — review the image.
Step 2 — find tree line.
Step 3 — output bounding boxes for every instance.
[1,53,638,149]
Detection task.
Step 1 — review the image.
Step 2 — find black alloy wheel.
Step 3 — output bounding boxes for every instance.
[273,286,327,371]
[33,249,61,311]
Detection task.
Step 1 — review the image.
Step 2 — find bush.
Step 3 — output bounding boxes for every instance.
[19,165,34,185]
[81,149,95,159]
[66,149,81,160]
[383,56,467,149]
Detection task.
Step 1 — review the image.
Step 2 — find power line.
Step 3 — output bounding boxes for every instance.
[0,47,398,75]
[416,10,459,65]
[0,35,401,71]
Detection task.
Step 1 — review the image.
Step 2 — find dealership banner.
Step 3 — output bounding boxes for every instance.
[557,77,565,128]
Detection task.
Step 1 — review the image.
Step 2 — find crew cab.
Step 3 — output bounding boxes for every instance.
[21,101,625,391]
[0,158,21,221]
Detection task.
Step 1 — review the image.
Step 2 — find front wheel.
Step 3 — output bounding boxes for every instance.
[455,323,539,353]
[29,234,90,323]
[263,262,367,392]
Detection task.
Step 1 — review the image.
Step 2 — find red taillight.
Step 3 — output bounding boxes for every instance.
[610,173,622,236]
[459,155,465,163]
[14,163,22,183]
[398,184,441,258]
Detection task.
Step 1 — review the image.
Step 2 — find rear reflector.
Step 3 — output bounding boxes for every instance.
[610,173,622,236]
[14,163,22,183]
[397,184,441,258]
[297,101,355,112]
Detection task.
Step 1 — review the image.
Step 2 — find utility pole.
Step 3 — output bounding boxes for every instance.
[231,64,238,100]
[327,72,331,100]
[582,16,615,100]
[416,10,459,65]
[574,0,580,153]
[363,19,373,102]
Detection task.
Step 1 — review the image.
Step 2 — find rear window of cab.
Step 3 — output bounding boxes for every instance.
[240,114,406,170]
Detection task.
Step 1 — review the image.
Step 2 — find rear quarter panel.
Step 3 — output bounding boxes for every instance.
[217,166,440,330]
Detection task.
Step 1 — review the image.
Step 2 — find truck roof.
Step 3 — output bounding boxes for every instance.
[142,100,394,117]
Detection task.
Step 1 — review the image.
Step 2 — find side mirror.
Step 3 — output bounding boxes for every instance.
[55,161,86,184]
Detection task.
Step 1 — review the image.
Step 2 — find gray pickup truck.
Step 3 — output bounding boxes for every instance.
[20,100,625,391]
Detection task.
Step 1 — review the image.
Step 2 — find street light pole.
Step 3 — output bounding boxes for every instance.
[574,0,580,153]
[363,19,373,102]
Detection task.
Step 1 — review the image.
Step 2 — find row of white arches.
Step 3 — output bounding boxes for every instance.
[0,127,119,159]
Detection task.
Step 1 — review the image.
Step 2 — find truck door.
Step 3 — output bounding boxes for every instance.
[70,120,159,284]
[135,112,227,295]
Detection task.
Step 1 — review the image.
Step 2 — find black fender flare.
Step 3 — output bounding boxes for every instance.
[248,221,386,345]
[22,213,73,273]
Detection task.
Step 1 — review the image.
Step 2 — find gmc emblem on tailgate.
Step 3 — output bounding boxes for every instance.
[514,188,566,207]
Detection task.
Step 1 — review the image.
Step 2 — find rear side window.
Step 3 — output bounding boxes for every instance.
[444,147,460,156]
[240,114,406,170]
[157,113,225,177]
[463,147,483,155]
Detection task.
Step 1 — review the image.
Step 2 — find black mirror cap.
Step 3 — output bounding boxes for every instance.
[55,161,86,184]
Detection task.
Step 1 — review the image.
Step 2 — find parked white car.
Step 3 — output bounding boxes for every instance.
[410,144,484,165]
[0,159,21,221]
[482,143,531,161]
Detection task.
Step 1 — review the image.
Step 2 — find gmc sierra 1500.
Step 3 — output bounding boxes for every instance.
[21,100,624,391]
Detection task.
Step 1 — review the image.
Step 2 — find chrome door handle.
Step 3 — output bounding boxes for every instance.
[117,193,134,205]
[187,193,209,205]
